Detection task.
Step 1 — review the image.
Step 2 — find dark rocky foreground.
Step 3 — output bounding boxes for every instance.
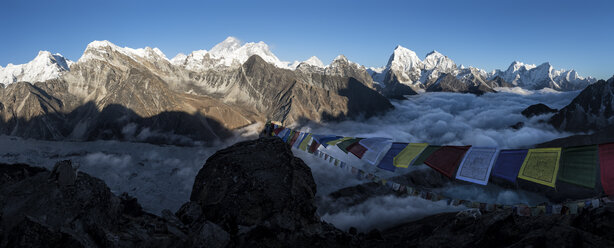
[1,137,614,247]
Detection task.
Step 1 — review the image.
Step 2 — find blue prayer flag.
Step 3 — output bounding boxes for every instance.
[491,149,528,183]
[376,143,407,172]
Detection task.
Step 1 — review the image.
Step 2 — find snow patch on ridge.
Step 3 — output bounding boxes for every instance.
[0,51,72,86]
[173,36,292,71]
[303,56,325,68]
[78,40,169,64]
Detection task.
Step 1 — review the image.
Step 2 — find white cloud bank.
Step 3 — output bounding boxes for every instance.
[297,90,581,148]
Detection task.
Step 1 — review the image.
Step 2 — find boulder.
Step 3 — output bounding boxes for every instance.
[190,137,319,231]
[189,137,355,247]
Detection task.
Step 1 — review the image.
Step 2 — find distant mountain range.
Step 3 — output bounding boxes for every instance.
[0,38,391,144]
[367,45,596,98]
[1,37,597,92]
[0,37,606,143]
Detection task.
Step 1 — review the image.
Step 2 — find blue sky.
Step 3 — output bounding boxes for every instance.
[2,0,613,79]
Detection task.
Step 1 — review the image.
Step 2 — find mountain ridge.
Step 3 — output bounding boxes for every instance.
[1,37,597,94]
[0,39,393,143]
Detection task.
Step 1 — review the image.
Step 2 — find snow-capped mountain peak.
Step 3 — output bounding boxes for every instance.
[209,36,242,56]
[333,54,348,63]
[387,45,422,70]
[487,60,595,90]
[0,50,72,86]
[137,47,168,60]
[79,40,169,63]
[303,56,325,68]
[85,40,115,50]
[423,50,456,71]
[328,54,363,70]
[507,61,537,73]
[177,36,290,70]
[170,53,188,66]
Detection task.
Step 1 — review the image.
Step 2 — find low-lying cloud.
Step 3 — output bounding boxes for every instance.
[320,194,466,232]
[297,90,580,148]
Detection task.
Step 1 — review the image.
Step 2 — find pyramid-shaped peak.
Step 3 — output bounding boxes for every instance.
[211,36,243,53]
[333,54,348,62]
[387,45,422,69]
[303,56,324,67]
[391,45,420,59]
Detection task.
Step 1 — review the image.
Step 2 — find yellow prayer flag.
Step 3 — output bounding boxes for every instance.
[517,148,562,188]
[393,143,428,168]
[326,137,353,146]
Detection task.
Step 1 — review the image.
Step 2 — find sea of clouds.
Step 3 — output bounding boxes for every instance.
[0,89,584,232]
[296,89,581,148]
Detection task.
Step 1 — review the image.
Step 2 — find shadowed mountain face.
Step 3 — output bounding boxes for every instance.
[535,76,614,147]
[549,77,614,132]
[427,73,495,95]
[0,46,392,144]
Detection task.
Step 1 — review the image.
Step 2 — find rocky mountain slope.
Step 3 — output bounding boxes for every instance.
[2,137,614,247]
[549,76,614,132]
[0,39,391,144]
[0,37,601,143]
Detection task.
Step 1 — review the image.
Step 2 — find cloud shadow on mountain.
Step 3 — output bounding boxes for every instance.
[321,77,394,122]
[0,101,232,146]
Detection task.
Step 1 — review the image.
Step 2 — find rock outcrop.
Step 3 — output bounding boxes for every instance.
[427,73,495,95]
[522,103,558,118]
[0,160,190,247]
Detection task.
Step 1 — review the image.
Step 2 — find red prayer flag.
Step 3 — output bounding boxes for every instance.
[308,140,320,154]
[288,131,300,146]
[347,142,368,159]
[424,146,471,178]
[599,143,614,195]
[273,127,284,135]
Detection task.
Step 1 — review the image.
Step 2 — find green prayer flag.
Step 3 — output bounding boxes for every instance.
[337,138,364,153]
[412,146,441,166]
[327,137,353,146]
[558,145,598,188]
